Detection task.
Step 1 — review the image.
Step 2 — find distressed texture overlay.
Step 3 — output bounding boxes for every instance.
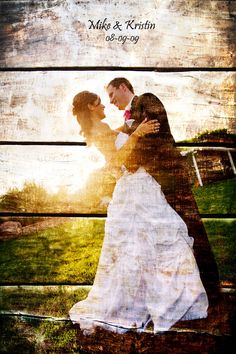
[0,0,235,67]
[0,1,235,353]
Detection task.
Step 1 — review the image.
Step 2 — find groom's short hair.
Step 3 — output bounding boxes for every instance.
[107,77,134,94]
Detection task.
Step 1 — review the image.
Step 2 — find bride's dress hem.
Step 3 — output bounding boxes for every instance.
[69,310,208,336]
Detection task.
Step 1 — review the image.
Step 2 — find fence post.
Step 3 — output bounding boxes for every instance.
[227,150,236,175]
[191,151,203,186]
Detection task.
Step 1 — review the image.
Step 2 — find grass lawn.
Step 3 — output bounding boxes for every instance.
[203,219,236,284]
[0,180,235,285]
[0,285,89,317]
[0,315,79,353]
[193,178,236,214]
[0,219,104,284]
[1,217,235,317]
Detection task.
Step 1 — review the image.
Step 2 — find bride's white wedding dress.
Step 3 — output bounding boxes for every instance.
[69,132,208,334]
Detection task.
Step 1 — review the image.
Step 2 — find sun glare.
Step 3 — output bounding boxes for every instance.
[0,145,106,196]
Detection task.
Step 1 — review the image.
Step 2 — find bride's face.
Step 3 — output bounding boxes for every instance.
[89,97,105,120]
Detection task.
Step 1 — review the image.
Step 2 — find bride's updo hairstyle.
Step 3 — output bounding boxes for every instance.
[72,91,98,145]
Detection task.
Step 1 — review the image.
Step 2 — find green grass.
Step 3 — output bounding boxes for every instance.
[0,180,235,286]
[193,179,236,283]
[203,219,236,283]
[1,221,235,318]
[0,179,235,319]
[193,178,236,214]
[0,316,79,354]
[0,286,89,317]
[0,219,104,284]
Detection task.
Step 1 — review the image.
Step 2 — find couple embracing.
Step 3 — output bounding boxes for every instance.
[69,77,219,334]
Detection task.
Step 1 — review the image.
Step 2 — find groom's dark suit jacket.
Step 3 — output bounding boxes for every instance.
[123,93,219,299]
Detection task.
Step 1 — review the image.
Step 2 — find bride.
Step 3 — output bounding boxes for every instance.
[69,90,208,334]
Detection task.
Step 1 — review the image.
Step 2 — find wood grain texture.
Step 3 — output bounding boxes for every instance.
[0,0,235,68]
[0,71,235,142]
[0,1,234,350]
[0,145,108,197]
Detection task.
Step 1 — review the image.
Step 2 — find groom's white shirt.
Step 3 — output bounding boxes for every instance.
[124,95,135,127]
[125,95,135,111]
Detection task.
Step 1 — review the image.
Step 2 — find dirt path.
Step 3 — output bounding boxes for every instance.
[22,217,70,235]
[0,218,71,240]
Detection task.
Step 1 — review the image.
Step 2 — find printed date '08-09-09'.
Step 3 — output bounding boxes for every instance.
[106,34,139,44]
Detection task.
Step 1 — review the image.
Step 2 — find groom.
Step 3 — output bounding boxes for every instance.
[106,77,219,300]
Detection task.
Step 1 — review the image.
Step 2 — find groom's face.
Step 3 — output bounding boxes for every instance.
[107,84,128,110]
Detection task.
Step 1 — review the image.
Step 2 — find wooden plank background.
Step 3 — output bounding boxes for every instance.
[0,0,235,67]
[0,71,235,142]
[0,1,235,353]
